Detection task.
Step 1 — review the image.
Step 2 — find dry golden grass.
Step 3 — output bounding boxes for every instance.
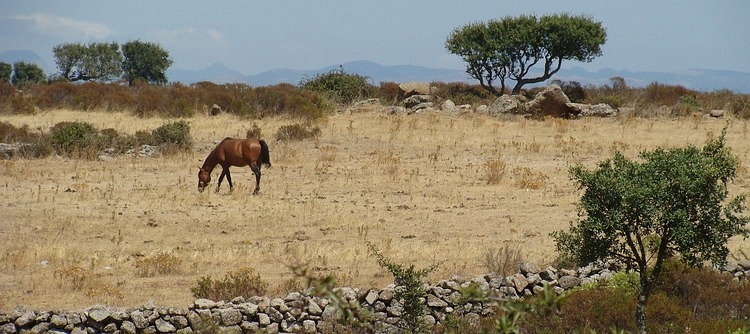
[2,108,750,311]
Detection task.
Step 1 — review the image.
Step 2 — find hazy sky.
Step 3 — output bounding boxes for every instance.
[1,1,748,75]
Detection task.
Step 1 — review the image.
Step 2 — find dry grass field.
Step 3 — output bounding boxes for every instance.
[2,107,750,311]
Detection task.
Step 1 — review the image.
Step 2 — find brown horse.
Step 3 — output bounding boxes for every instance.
[198,138,271,194]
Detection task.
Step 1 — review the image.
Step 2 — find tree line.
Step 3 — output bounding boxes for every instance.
[0,40,172,88]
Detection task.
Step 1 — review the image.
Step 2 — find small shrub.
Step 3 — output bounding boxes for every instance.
[368,241,439,334]
[550,79,586,103]
[481,245,523,276]
[54,265,90,291]
[512,166,549,189]
[484,159,507,185]
[191,266,269,301]
[606,270,640,296]
[134,251,182,277]
[274,123,321,141]
[48,121,100,158]
[150,120,192,151]
[85,282,125,304]
[245,122,262,139]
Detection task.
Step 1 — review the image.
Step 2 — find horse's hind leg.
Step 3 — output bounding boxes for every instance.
[225,168,234,192]
[250,164,261,195]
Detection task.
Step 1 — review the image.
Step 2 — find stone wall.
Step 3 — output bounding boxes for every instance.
[2,261,749,334]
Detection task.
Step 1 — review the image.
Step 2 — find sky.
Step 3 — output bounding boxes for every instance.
[1,1,749,76]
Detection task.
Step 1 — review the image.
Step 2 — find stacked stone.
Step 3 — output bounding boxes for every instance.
[2,260,747,333]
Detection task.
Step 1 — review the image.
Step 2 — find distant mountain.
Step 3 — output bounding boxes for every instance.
[168,62,245,84]
[168,60,472,86]
[554,67,750,94]
[0,50,52,72]
[4,50,748,94]
[168,60,750,94]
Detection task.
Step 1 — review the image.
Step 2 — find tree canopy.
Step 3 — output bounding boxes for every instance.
[446,13,606,95]
[121,40,173,86]
[552,127,749,333]
[53,42,123,82]
[0,62,11,82]
[11,61,46,87]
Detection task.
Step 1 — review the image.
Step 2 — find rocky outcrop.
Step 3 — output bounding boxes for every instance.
[566,103,618,117]
[398,82,435,97]
[524,84,577,118]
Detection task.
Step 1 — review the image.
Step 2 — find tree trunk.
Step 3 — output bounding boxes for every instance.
[636,292,647,334]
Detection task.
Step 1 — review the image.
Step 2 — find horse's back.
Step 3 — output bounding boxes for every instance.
[214,137,261,166]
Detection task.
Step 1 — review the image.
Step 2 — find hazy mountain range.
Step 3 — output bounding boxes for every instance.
[3,50,749,93]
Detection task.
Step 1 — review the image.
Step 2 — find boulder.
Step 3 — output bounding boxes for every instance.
[488,95,528,115]
[398,82,435,96]
[404,94,434,109]
[709,109,726,118]
[566,103,618,117]
[525,84,577,118]
[208,104,222,116]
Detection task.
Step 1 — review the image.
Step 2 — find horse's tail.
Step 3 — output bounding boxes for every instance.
[259,139,271,167]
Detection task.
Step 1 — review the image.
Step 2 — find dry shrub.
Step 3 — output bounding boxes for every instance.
[245,122,263,139]
[375,81,402,104]
[85,282,125,304]
[430,81,494,105]
[275,123,321,141]
[512,166,549,189]
[481,245,522,276]
[54,265,90,290]
[376,149,400,178]
[318,145,338,162]
[658,260,750,320]
[191,266,269,301]
[484,159,507,185]
[134,251,182,277]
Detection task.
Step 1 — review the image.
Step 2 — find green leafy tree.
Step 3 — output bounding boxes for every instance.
[53,43,86,81]
[11,61,46,87]
[121,40,173,86]
[84,42,123,82]
[446,13,606,95]
[53,42,123,82]
[552,127,749,334]
[0,62,12,82]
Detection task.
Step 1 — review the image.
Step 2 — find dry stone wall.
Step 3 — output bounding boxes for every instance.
[3,261,750,334]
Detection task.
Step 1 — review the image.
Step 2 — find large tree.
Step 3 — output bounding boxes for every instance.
[446,14,606,95]
[121,40,172,86]
[11,61,46,87]
[552,128,749,333]
[53,42,123,82]
[0,62,11,82]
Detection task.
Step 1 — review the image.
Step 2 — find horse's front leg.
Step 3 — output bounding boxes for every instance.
[250,165,261,195]
[217,168,227,193]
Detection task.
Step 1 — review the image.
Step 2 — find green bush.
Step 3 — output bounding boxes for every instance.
[150,120,192,150]
[48,121,100,158]
[550,79,586,103]
[368,241,439,334]
[300,68,374,104]
[191,267,269,301]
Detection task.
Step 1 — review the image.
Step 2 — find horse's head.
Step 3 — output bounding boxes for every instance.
[197,167,211,192]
